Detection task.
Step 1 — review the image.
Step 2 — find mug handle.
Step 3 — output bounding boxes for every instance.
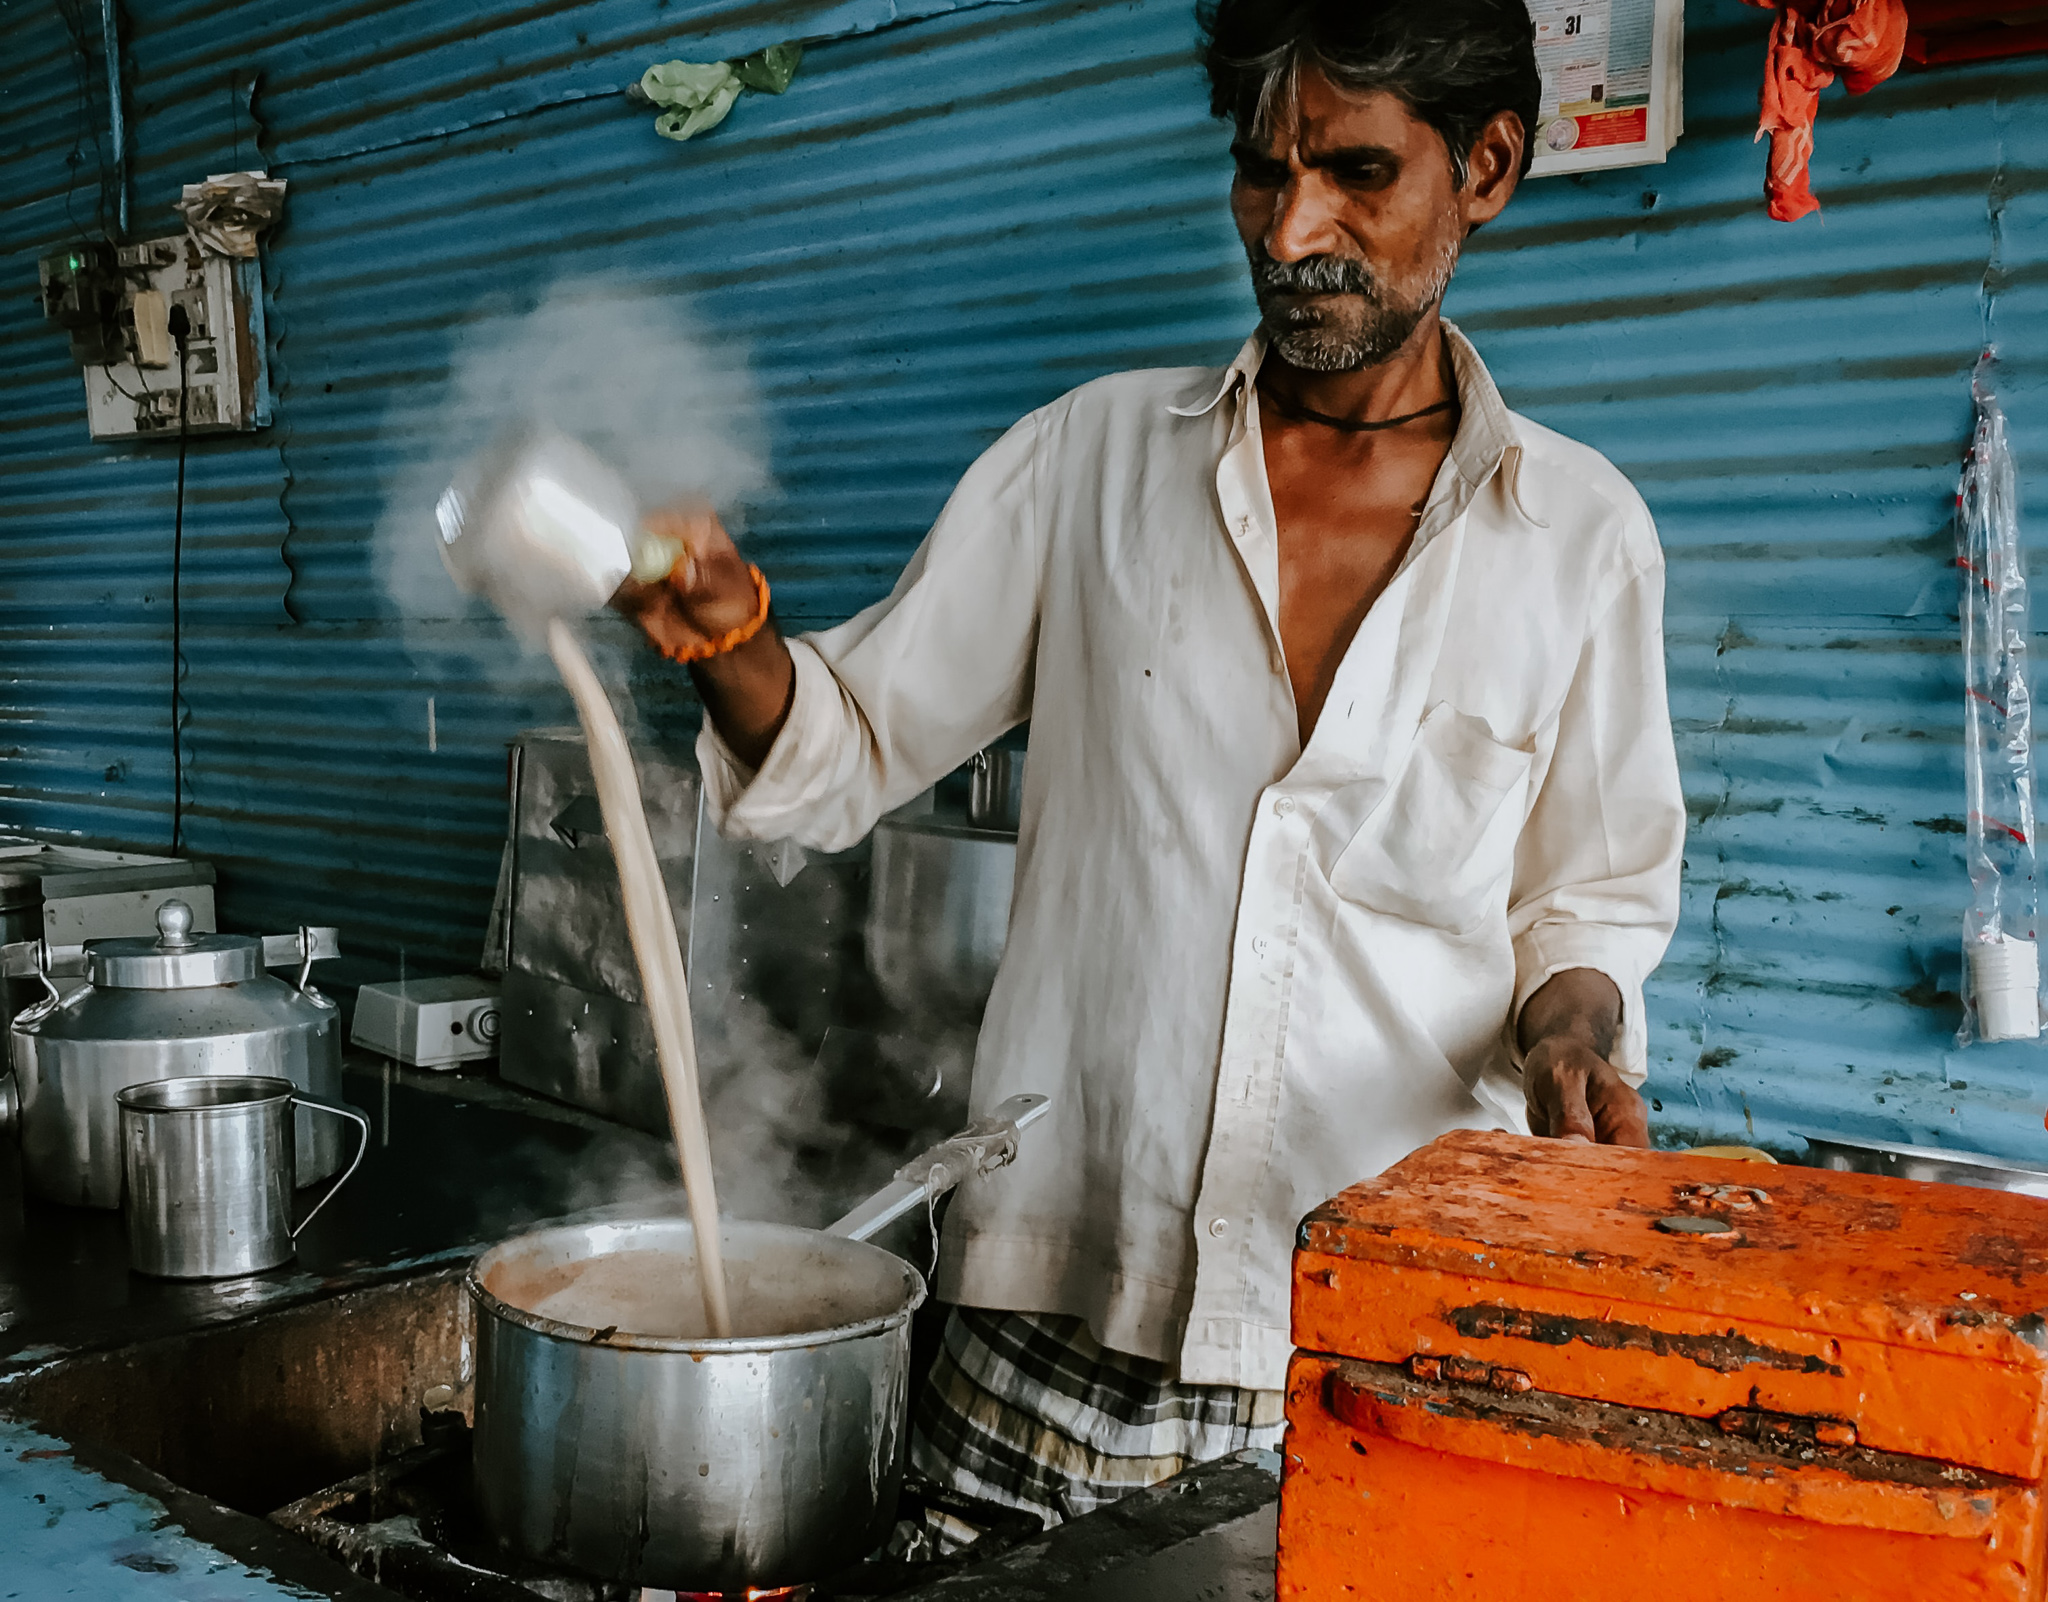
[288,1093,372,1240]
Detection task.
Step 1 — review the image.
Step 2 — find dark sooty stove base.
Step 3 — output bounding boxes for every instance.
[270,1424,1041,1602]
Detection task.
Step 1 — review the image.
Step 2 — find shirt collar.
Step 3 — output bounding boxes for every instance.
[1167,331,1267,419]
[1166,320,1538,524]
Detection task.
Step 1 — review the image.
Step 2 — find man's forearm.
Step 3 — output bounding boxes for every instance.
[690,628,797,771]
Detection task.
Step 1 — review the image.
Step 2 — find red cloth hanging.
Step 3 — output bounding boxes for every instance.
[1745,0,1910,221]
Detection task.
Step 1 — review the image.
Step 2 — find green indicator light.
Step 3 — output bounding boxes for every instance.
[67,254,82,271]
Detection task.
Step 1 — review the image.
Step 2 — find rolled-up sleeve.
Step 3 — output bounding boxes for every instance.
[698,410,1044,853]
[1506,558,1686,1082]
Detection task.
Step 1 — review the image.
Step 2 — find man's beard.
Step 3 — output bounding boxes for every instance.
[1247,244,1456,373]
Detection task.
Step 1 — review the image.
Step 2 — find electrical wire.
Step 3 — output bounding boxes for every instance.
[170,313,190,854]
[52,0,113,241]
[101,357,155,405]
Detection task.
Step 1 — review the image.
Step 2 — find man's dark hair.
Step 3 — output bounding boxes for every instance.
[1198,0,1542,183]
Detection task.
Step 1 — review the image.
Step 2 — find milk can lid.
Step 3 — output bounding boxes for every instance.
[85,899,262,989]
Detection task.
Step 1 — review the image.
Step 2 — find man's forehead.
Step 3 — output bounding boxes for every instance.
[1249,73,1431,158]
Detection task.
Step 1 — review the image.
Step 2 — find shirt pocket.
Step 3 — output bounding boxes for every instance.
[1325,704,1534,937]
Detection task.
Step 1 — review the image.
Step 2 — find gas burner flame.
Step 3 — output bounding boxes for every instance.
[670,1587,809,1601]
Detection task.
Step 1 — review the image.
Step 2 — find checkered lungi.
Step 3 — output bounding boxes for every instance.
[909,1305,1284,1534]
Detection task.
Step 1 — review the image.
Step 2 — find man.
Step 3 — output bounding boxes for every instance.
[622,0,1684,1531]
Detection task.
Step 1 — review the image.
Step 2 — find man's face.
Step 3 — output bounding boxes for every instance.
[1230,70,1491,372]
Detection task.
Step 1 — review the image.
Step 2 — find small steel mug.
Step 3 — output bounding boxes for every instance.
[118,1074,369,1279]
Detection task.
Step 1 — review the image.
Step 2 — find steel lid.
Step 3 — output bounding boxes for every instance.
[85,899,261,990]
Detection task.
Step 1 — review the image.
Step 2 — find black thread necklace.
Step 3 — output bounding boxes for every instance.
[1259,384,1457,433]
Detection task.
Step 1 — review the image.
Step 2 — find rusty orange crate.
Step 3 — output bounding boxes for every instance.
[1277,1131,2048,1600]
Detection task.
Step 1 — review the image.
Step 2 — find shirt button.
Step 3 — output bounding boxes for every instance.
[1208,1218,1230,1239]
[1273,796,1296,818]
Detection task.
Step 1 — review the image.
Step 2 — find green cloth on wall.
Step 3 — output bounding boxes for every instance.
[642,43,803,142]
[734,43,803,95]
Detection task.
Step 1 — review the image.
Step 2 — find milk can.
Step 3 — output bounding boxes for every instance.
[5,899,351,1208]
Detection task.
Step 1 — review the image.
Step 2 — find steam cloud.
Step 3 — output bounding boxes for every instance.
[370,277,771,684]
[371,278,980,1241]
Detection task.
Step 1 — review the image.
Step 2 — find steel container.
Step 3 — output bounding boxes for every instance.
[9,899,349,1208]
[1800,1132,2048,1196]
[118,1074,370,1278]
[468,1217,925,1593]
[966,746,1027,832]
[865,817,1015,1025]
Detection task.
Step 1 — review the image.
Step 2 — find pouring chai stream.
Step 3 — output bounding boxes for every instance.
[435,425,732,1337]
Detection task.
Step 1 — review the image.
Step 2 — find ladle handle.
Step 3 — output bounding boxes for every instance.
[829,1093,1050,1242]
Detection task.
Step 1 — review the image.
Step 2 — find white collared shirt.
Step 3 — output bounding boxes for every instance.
[699,325,1685,1390]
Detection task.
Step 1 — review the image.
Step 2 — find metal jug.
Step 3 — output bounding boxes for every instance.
[119,1075,369,1278]
[5,899,350,1208]
[435,425,679,635]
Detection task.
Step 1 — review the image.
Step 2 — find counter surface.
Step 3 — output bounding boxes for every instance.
[0,1058,1278,1601]
[0,1056,678,1599]
[0,1057,679,1376]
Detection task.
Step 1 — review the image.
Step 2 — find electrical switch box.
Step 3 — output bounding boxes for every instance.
[39,234,271,441]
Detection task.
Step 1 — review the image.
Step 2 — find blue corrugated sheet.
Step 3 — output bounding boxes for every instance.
[0,0,2043,1157]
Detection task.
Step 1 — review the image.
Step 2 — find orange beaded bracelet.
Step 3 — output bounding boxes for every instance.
[660,563,772,665]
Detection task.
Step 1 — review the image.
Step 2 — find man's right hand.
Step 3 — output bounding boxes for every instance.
[614,504,796,769]
[613,505,764,659]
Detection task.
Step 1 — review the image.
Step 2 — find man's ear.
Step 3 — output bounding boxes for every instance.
[1461,109,1526,232]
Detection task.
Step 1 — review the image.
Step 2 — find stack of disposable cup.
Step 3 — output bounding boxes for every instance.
[1971,937,2042,1042]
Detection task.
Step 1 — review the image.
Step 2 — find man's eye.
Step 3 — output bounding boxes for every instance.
[1233,155,1289,187]
[1331,162,1393,188]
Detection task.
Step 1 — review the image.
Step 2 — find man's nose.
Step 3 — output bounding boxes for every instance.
[1265,172,1345,263]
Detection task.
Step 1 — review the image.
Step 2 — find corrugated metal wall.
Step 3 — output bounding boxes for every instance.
[1455,18,2047,1163]
[1,0,2043,1156]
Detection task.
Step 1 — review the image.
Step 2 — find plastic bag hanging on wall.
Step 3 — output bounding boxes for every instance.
[1957,350,2042,1044]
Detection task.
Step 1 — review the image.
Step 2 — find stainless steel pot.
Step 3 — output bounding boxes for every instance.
[473,1217,919,1590]
[468,1093,1048,1592]
[6,899,349,1208]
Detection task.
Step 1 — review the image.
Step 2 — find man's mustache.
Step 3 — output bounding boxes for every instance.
[1247,249,1379,299]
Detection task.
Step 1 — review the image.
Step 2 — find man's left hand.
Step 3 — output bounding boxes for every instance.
[1518,967,1649,1147]
[1523,1034,1650,1146]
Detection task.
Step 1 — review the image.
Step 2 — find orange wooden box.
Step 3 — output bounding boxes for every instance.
[1276,1131,2048,1601]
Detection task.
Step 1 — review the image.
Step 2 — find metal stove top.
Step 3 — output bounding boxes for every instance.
[269,1419,1040,1602]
